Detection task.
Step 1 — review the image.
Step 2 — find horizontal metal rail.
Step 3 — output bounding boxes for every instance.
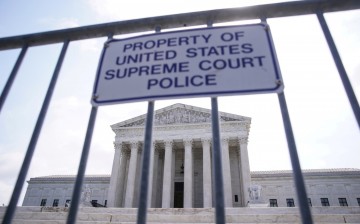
[1,1,359,224]
[0,0,360,50]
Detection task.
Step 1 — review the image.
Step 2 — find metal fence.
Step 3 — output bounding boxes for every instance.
[1,0,359,223]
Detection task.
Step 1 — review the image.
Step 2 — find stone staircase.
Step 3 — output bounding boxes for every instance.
[1,206,360,223]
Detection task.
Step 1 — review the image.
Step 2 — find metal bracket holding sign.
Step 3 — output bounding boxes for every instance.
[92,23,283,106]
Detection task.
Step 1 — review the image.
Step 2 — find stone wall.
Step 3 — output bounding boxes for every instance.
[22,176,110,207]
[251,169,360,207]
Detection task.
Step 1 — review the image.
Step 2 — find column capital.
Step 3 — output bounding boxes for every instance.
[130,141,139,149]
[152,141,161,155]
[183,138,193,148]
[238,137,249,145]
[122,149,130,159]
[221,137,230,144]
[114,142,123,150]
[137,148,143,155]
[164,139,173,148]
[152,141,161,149]
[201,138,211,147]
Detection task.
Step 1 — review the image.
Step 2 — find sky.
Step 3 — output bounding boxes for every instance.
[0,0,359,206]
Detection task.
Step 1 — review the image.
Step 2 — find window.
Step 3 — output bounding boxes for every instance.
[234,195,238,202]
[321,198,330,206]
[338,198,348,206]
[65,199,71,207]
[357,198,360,206]
[269,199,278,207]
[286,198,295,207]
[40,199,47,206]
[308,198,312,207]
[53,199,59,207]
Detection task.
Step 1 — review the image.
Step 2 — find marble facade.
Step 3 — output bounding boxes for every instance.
[107,103,252,208]
[21,103,360,210]
[22,169,360,208]
[22,175,109,207]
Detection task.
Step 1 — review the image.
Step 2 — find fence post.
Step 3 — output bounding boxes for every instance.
[66,33,114,224]
[278,92,313,224]
[2,40,69,224]
[316,11,360,128]
[211,98,226,224]
[0,44,28,113]
[136,101,155,224]
[66,106,98,224]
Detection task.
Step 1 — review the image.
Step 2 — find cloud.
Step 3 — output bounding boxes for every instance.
[78,38,104,53]
[38,17,80,30]
[0,151,24,205]
[0,181,14,206]
[55,18,80,29]
[352,64,360,91]
[86,0,287,22]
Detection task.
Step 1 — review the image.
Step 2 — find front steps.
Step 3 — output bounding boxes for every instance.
[1,206,360,223]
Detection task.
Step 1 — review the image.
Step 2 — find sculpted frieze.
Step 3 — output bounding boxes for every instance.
[114,121,249,143]
[120,107,243,127]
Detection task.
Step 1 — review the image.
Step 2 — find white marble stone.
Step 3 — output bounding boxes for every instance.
[124,142,139,207]
[221,138,233,207]
[184,139,193,208]
[202,138,212,208]
[162,140,173,208]
[21,104,360,214]
[105,103,252,209]
[3,207,360,223]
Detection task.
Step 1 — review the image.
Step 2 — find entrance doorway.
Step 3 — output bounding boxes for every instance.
[173,182,184,208]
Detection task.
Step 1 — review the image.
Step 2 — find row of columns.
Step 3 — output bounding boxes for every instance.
[108,137,250,208]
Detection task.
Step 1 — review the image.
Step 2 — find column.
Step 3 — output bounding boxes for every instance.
[107,142,122,207]
[124,141,139,208]
[117,148,129,207]
[132,146,142,207]
[149,143,159,207]
[170,146,176,207]
[221,138,233,207]
[202,138,212,208]
[183,139,193,208]
[162,140,173,208]
[147,142,155,207]
[239,137,251,206]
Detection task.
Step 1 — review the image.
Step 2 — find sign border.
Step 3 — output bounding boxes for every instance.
[92,23,282,105]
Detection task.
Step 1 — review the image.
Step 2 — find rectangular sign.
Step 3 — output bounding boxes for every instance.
[92,24,283,106]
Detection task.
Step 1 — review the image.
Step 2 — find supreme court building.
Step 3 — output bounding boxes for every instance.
[22,103,360,209]
[107,103,251,208]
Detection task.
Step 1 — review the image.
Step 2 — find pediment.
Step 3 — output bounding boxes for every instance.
[111,103,250,128]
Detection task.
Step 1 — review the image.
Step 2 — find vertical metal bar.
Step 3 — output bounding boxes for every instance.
[0,44,28,113]
[66,33,113,224]
[316,11,360,128]
[66,106,98,224]
[207,20,225,224]
[136,26,159,224]
[136,101,155,224]
[278,92,313,224]
[262,15,312,222]
[211,97,226,224]
[2,40,69,224]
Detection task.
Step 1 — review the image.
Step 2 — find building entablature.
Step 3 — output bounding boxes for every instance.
[113,121,249,143]
[111,103,250,129]
[111,103,251,143]
[27,175,111,185]
[251,168,360,179]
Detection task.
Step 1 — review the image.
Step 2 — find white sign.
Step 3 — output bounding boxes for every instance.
[92,24,283,106]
